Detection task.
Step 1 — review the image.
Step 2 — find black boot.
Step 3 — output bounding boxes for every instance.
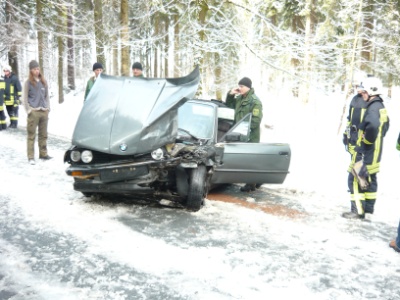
[341,212,365,219]
[39,155,53,160]
[240,184,256,192]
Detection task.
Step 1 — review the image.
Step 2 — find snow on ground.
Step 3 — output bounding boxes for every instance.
[1,84,400,299]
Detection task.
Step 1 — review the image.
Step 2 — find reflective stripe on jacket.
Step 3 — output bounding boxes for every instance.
[351,96,389,174]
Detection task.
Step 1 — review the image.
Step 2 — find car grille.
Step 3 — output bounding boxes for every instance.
[72,149,151,165]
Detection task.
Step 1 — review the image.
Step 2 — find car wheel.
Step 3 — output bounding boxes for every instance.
[81,192,93,197]
[186,165,207,212]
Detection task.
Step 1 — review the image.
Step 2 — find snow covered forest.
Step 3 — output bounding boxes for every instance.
[1,0,400,103]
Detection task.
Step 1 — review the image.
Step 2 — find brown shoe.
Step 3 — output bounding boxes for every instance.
[389,240,400,253]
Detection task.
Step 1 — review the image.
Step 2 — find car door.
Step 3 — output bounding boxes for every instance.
[211,114,291,184]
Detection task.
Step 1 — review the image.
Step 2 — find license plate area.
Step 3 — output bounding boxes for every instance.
[100,165,149,182]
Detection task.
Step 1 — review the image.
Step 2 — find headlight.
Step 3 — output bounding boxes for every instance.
[70,150,81,162]
[81,150,93,163]
[151,148,164,160]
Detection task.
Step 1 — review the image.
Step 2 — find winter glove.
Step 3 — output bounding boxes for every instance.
[351,160,370,190]
[342,133,348,146]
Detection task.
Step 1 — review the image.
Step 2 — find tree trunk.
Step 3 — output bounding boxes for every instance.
[360,0,373,74]
[153,14,160,78]
[337,0,363,134]
[5,0,19,75]
[57,4,65,103]
[214,52,222,100]
[120,0,130,76]
[197,1,209,95]
[94,0,106,68]
[300,0,315,104]
[173,10,180,77]
[67,2,75,90]
[388,72,392,98]
[37,0,45,77]
[290,16,302,98]
[164,16,169,77]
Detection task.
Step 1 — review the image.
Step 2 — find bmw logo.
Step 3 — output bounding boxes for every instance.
[119,143,128,152]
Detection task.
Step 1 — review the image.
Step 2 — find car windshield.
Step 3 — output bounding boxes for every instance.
[178,102,215,139]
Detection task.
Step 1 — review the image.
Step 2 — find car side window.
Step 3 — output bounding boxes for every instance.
[221,113,252,142]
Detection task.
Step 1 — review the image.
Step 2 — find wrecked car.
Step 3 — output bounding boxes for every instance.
[64,67,291,211]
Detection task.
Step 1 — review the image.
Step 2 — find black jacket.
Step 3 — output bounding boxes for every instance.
[4,73,22,104]
[356,96,389,174]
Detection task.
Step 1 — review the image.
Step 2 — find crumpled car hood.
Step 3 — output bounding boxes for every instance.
[72,67,200,155]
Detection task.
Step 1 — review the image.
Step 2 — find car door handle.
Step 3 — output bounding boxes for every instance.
[279,151,289,156]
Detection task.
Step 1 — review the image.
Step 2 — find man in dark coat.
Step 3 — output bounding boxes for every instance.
[0,76,6,130]
[343,83,368,154]
[3,65,22,128]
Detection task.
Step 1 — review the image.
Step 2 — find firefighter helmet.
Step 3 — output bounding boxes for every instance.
[362,77,383,96]
[2,65,12,72]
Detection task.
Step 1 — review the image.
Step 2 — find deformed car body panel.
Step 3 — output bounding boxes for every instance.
[73,66,200,155]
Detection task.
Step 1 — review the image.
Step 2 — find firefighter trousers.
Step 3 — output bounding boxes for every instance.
[348,172,378,215]
[6,104,18,127]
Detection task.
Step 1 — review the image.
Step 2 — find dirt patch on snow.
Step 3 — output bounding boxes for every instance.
[207,192,308,219]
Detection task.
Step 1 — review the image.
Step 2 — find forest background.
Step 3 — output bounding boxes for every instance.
[1,0,400,106]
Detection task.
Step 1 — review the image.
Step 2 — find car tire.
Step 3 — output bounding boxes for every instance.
[82,192,93,197]
[186,165,207,212]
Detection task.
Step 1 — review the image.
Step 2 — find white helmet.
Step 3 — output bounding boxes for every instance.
[362,76,383,96]
[3,65,12,72]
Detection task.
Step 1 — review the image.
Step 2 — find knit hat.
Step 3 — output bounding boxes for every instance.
[3,65,12,72]
[29,60,39,70]
[132,62,143,70]
[93,62,103,71]
[238,77,252,89]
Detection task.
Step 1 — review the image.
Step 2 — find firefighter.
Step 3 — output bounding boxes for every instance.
[3,65,22,128]
[0,75,6,130]
[342,77,389,219]
[343,83,368,154]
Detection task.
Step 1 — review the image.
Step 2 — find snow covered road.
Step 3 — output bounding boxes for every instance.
[1,126,400,300]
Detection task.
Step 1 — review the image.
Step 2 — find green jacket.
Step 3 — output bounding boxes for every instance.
[225,88,263,142]
[84,77,96,101]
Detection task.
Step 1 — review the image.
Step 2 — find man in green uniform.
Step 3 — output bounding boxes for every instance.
[132,62,144,78]
[225,77,263,192]
[84,62,103,101]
